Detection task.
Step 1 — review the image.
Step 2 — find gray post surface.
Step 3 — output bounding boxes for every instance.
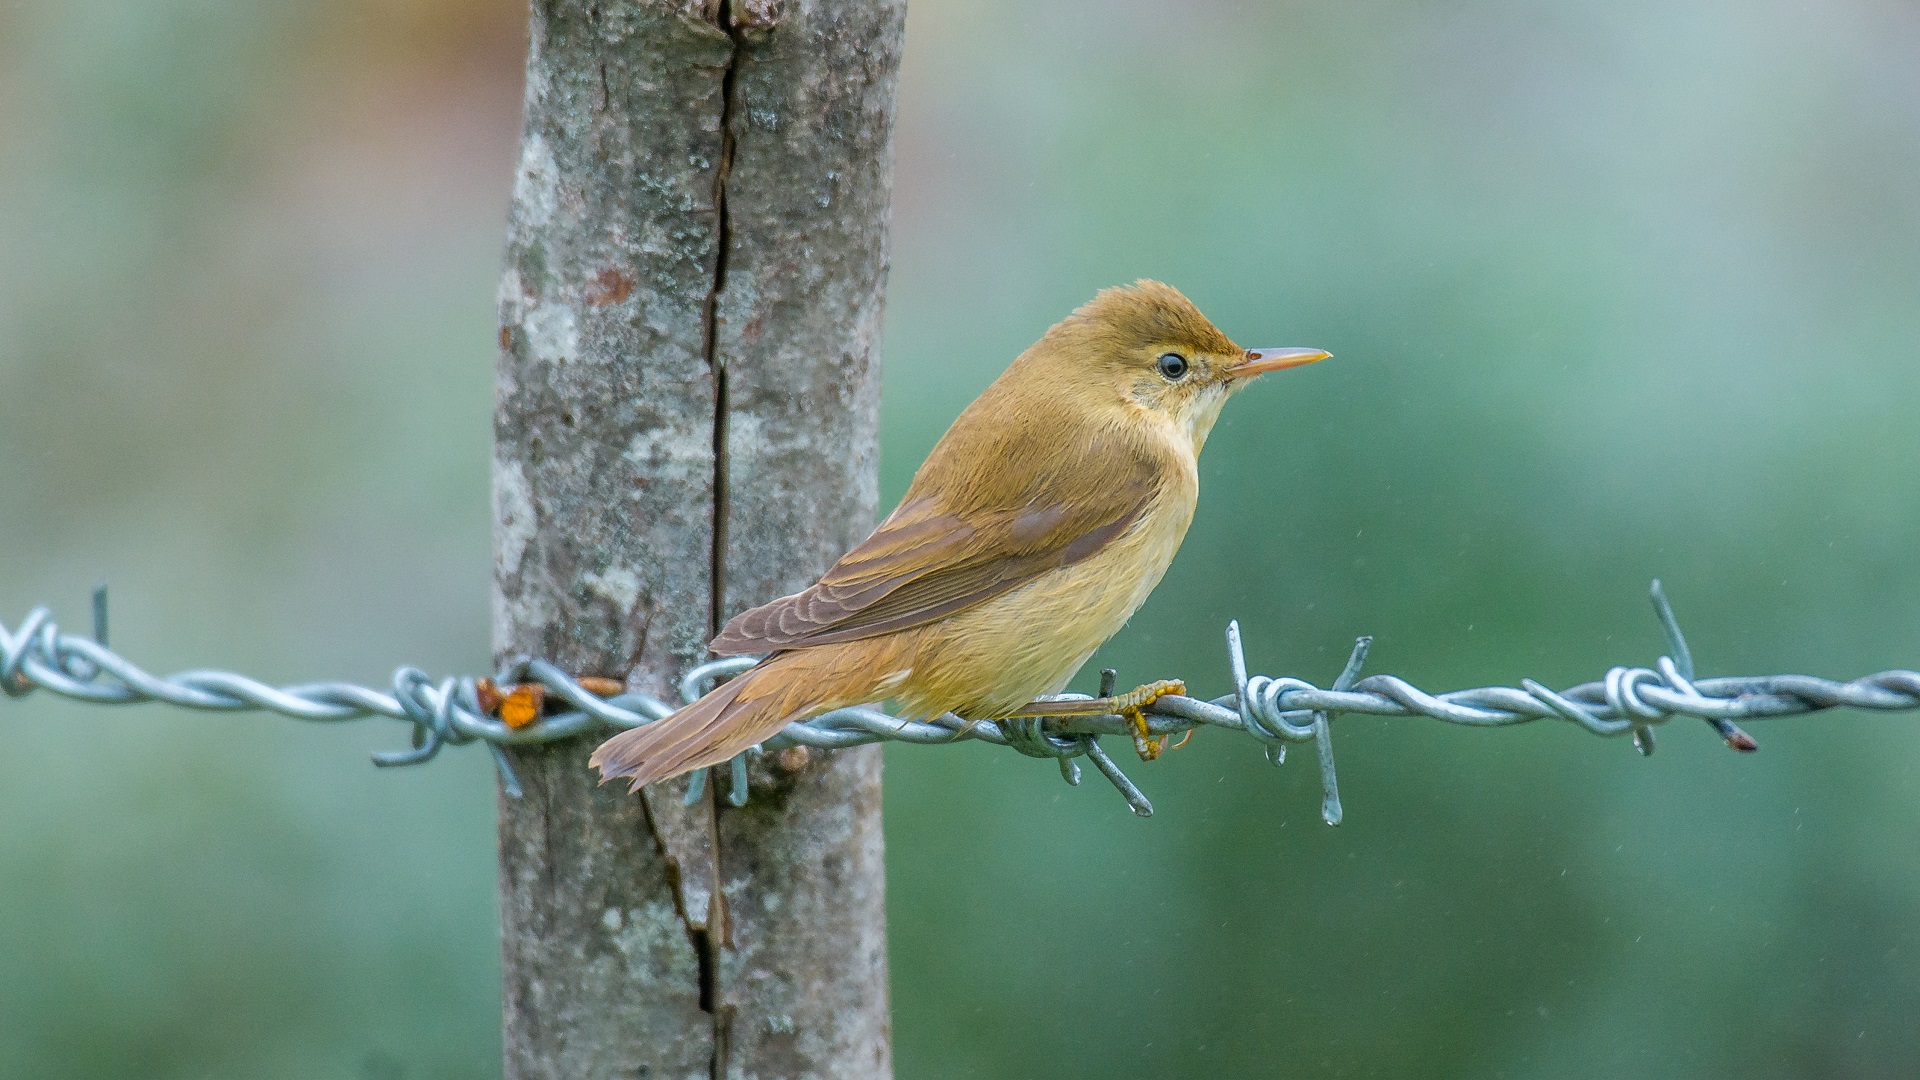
[491,2,901,1077]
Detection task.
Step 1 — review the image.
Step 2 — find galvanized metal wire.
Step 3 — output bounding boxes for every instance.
[5,582,1917,819]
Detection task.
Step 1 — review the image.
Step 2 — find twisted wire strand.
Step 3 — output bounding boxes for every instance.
[5,583,1917,818]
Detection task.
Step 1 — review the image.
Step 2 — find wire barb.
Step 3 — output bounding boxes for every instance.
[3,583,1912,818]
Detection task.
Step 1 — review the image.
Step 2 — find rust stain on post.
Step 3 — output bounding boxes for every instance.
[584,267,636,307]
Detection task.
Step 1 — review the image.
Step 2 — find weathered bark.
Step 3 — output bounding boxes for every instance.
[492,2,901,1077]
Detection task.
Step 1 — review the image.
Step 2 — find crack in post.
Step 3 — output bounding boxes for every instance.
[694,926,735,1080]
[704,0,744,644]
[699,8,746,1079]
[637,781,728,1055]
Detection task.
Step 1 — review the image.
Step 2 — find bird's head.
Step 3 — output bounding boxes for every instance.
[1038,280,1328,453]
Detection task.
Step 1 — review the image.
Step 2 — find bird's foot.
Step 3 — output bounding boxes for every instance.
[1115,679,1185,760]
[1009,679,1186,761]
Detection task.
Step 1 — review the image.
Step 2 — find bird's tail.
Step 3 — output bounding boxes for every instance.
[589,648,881,792]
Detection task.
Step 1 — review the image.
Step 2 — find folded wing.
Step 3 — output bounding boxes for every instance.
[711,433,1166,655]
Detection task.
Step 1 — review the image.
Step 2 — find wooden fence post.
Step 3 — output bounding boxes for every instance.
[491,2,902,1076]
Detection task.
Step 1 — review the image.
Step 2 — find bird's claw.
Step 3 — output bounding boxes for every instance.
[1113,679,1184,760]
[1006,678,1187,760]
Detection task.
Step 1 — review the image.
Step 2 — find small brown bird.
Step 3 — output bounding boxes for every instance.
[591,280,1327,791]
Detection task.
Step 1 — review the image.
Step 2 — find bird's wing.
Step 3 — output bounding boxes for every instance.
[710,440,1165,655]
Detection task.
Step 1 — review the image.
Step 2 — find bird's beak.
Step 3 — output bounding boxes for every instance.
[1227,347,1331,379]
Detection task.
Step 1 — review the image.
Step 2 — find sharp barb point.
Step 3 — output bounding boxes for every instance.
[490,744,523,799]
[91,583,108,648]
[728,754,750,807]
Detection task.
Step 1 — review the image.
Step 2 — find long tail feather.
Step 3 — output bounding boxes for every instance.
[588,656,804,791]
[591,639,913,792]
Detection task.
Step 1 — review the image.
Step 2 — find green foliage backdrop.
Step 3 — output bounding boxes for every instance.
[3,1,1917,1077]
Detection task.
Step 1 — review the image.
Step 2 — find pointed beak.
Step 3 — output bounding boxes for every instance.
[1226,347,1331,379]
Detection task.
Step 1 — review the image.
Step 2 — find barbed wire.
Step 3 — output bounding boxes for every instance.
[5,581,1918,819]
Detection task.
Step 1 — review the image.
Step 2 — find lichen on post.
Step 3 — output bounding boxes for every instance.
[491,2,902,1077]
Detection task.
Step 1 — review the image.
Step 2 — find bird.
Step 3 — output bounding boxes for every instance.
[590,280,1327,792]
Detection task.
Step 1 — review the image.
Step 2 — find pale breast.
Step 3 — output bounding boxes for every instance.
[894,463,1199,720]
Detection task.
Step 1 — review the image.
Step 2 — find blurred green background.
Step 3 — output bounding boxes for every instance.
[4,0,1918,1076]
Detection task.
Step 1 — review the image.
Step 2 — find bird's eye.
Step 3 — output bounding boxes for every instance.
[1155,353,1190,381]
